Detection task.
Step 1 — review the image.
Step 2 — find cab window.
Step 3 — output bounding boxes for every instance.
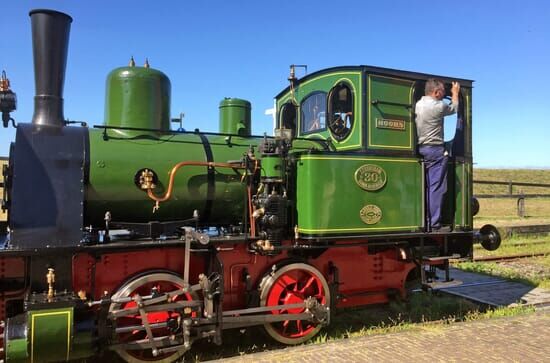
[327,83,353,141]
[301,92,326,134]
[279,102,297,134]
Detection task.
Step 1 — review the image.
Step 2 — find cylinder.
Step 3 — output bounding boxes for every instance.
[104,66,171,132]
[219,98,251,136]
[29,9,72,127]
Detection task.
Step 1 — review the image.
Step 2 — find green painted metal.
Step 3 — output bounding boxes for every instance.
[443,161,465,229]
[456,161,473,229]
[104,66,171,134]
[5,338,28,362]
[440,160,473,230]
[29,307,72,362]
[5,313,28,362]
[276,71,363,151]
[296,155,423,235]
[94,64,474,237]
[367,75,415,151]
[5,307,95,363]
[87,129,254,226]
[261,156,283,180]
[69,329,95,361]
[219,98,251,136]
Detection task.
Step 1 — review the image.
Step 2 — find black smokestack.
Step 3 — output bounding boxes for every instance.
[29,9,72,127]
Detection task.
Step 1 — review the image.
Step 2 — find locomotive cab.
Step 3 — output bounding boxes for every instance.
[275,66,474,238]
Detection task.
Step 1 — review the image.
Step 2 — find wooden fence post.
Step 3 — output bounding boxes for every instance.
[517,191,525,218]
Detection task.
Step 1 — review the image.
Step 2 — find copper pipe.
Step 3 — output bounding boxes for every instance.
[146,161,246,205]
[248,160,259,237]
[247,185,255,237]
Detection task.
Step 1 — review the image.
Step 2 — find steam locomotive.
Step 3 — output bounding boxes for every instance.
[0,9,501,363]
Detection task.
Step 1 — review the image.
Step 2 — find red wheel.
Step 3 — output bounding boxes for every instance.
[109,272,197,363]
[259,263,330,345]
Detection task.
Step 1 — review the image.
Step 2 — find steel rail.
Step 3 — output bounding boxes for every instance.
[473,252,548,262]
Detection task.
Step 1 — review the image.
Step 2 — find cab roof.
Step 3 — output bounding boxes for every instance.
[275,65,474,99]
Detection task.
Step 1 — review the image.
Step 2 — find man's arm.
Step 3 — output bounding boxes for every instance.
[442,81,461,116]
[451,81,460,105]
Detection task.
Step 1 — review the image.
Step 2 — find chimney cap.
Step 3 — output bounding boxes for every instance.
[29,9,73,22]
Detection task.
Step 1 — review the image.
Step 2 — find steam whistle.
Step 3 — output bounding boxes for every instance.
[288,64,308,83]
[288,64,307,100]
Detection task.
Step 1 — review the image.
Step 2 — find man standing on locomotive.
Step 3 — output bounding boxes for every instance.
[415,79,460,232]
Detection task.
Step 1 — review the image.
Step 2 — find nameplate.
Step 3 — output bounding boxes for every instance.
[375,118,405,131]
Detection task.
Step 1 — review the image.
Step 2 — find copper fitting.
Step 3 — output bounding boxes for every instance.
[252,207,265,219]
[256,240,274,251]
[46,268,55,301]
[139,169,157,190]
[0,71,11,92]
[78,290,87,301]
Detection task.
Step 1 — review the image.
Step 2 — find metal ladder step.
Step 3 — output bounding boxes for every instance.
[423,253,461,262]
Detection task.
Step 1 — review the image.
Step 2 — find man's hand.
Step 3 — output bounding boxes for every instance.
[451,81,461,95]
[451,81,460,104]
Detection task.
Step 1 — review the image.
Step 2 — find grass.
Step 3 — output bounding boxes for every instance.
[473,168,550,228]
[474,169,550,196]
[184,292,534,361]
[474,198,550,228]
[457,232,550,289]
[473,234,550,258]
[457,256,550,290]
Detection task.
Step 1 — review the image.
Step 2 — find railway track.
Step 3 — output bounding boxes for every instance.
[505,240,550,247]
[473,252,548,262]
[500,224,550,237]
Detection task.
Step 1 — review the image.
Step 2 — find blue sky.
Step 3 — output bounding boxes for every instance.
[1,0,549,168]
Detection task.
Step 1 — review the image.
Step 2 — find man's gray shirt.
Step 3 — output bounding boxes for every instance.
[415,96,458,145]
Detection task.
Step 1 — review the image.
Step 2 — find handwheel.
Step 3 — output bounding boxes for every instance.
[109,272,197,363]
[259,263,330,345]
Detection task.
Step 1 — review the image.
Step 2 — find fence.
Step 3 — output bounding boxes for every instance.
[474,180,550,217]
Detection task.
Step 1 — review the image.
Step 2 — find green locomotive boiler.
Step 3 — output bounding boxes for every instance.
[0,9,500,363]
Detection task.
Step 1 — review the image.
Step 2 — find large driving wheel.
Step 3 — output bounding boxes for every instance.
[109,272,197,363]
[259,263,330,345]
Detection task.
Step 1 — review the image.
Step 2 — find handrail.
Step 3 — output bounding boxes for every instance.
[370,99,412,109]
